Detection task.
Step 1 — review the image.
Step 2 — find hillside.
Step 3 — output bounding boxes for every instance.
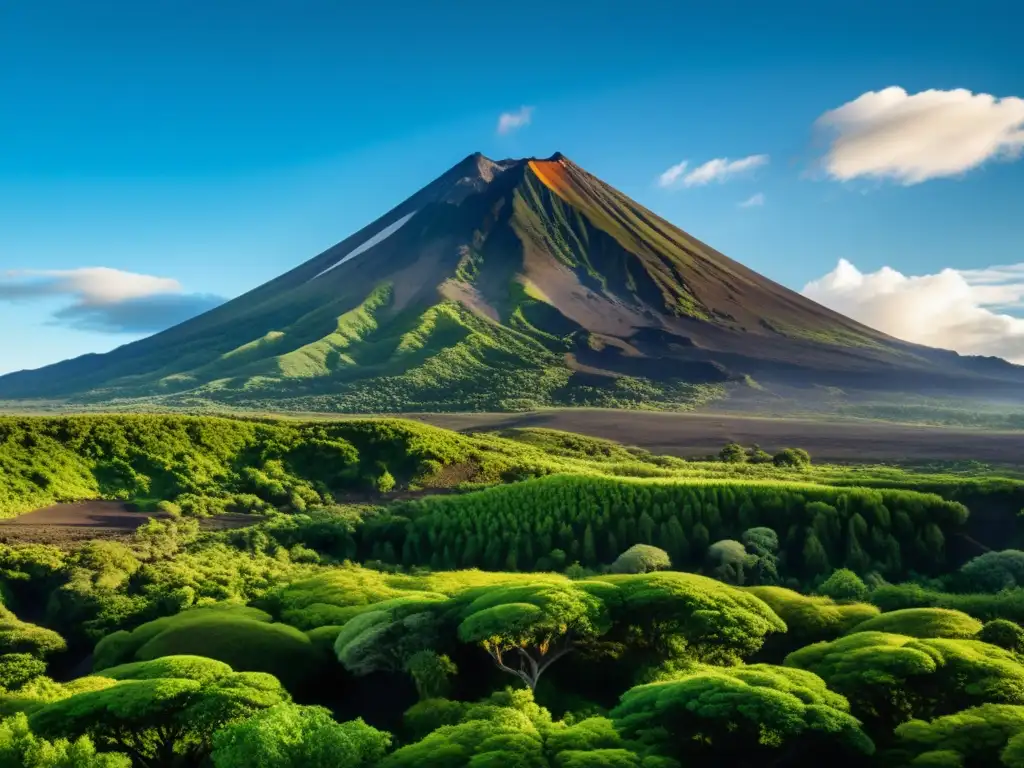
[2,153,1022,413]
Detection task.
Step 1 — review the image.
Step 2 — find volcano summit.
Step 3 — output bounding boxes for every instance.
[2,153,1022,412]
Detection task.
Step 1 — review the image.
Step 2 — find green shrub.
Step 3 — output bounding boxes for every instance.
[978,619,1024,653]
[718,443,747,463]
[846,608,983,639]
[92,604,272,671]
[131,616,323,692]
[403,698,468,741]
[960,550,1024,592]
[0,653,46,691]
[609,545,671,574]
[786,633,1024,729]
[0,712,130,767]
[773,448,811,468]
[817,568,868,601]
[0,607,66,658]
[745,586,879,653]
[155,500,182,518]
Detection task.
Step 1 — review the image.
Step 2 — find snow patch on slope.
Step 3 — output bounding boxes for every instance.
[312,211,418,280]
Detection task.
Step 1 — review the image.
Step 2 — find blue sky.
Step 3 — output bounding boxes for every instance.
[2,0,1023,374]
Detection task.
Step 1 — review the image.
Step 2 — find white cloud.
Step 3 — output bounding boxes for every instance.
[657,155,768,189]
[681,154,768,187]
[815,86,1024,184]
[0,267,180,304]
[0,267,223,333]
[497,106,534,135]
[802,258,1024,362]
[739,192,765,208]
[657,161,688,188]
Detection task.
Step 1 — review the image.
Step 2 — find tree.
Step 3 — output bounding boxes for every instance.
[785,632,1024,731]
[547,716,645,768]
[405,651,458,700]
[609,545,671,575]
[705,539,753,585]
[611,664,873,767]
[802,531,831,577]
[381,689,549,768]
[747,444,773,464]
[388,688,646,768]
[0,607,66,659]
[741,527,780,585]
[0,712,130,768]
[456,583,610,691]
[741,527,778,557]
[335,609,442,678]
[744,586,879,655]
[774,448,811,468]
[980,620,1024,654]
[817,568,868,602]
[28,656,289,768]
[960,550,1024,592]
[894,703,1024,768]
[602,572,785,667]
[211,704,391,768]
[92,605,322,693]
[718,443,747,463]
[845,608,982,639]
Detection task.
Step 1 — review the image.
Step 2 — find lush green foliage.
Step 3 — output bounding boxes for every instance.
[818,568,869,601]
[960,550,1024,592]
[0,607,66,660]
[608,545,671,575]
[358,474,967,581]
[28,656,289,767]
[0,712,130,767]
[94,605,325,692]
[786,632,1024,730]
[211,704,390,768]
[845,607,983,639]
[0,415,1022,766]
[610,664,873,766]
[980,620,1024,654]
[893,704,1024,767]
[744,585,879,655]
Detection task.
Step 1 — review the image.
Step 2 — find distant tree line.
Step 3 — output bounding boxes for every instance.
[353,475,968,582]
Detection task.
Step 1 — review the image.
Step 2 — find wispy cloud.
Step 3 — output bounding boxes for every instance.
[658,154,768,189]
[739,192,765,208]
[657,161,689,188]
[802,259,1024,362]
[497,106,534,135]
[682,155,769,187]
[815,86,1024,184]
[0,267,224,334]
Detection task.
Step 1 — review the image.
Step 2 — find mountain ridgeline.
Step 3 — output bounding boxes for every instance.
[3,152,1022,412]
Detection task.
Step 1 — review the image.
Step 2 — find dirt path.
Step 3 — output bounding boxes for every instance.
[0,501,255,546]
[410,410,1024,463]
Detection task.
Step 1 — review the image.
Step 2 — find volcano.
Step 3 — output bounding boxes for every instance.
[2,152,1022,412]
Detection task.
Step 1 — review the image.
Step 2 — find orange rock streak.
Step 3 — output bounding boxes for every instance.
[528,159,575,201]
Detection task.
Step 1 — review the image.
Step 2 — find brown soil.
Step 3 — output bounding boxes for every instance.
[409,410,1024,463]
[0,501,255,547]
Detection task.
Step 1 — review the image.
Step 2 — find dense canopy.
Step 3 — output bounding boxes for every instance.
[0,413,1021,768]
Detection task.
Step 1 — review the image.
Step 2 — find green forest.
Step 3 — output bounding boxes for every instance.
[1,414,1024,767]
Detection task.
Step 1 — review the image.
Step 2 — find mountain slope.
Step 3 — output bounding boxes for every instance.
[2,152,1022,413]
